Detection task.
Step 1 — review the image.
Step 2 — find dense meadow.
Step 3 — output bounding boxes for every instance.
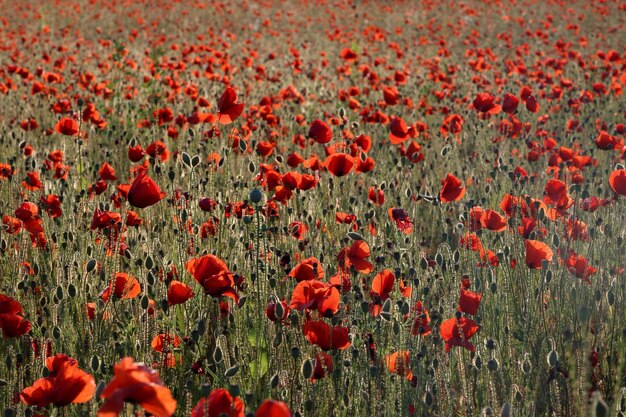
[0,0,625,416]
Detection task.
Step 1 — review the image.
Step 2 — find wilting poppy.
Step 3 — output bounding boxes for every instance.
[440,174,466,202]
[303,320,350,351]
[185,254,239,301]
[525,239,553,269]
[128,171,166,209]
[167,280,194,306]
[266,299,290,323]
[190,388,244,417]
[439,317,480,352]
[609,169,626,196]
[146,140,170,162]
[20,354,95,407]
[98,357,176,417]
[54,117,79,136]
[308,119,332,144]
[256,399,292,417]
[388,208,413,234]
[0,294,32,338]
[311,352,334,381]
[217,87,245,125]
[325,153,354,177]
[410,301,432,336]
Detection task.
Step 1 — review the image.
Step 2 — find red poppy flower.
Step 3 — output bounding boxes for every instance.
[440,174,466,202]
[459,279,482,316]
[439,317,480,352]
[54,117,79,136]
[217,87,245,125]
[325,153,354,177]
[23,171,43,191]
[525,239,553,269]
[388,208,413,234]
[337,240,374,274]
[303,320,350,351]
[0,294,32,338]
[100,273,141,302]
[311,352,333,381]
[128,144,146,162]
[167,280,194,306]
[609,169,626,196]
[543,179,573,210]
[41,194,63,218]
[472,93,501,114]
[480,209,508,232]
[502,93,519,113]
[410,301,432,336]
[308,119,332,144]
[335,212,356,224]
[288,257,324,281]
[2,215,21,234]
[151,333,181,353]
[190,388,244,417]
[370,269,395,316]
[90,209,122,230]
[525,95,539,113]
[367,186,384,206]
[98,357,177,417]
[266,299,290,323]
[286,152,304,167]
[99,162,117,181]
[290,280,340,317]
[146,140,170,162]
[186,254,239,301]
[20,354,95,407]
[128,171,166,209]
[385,351,413,380]
[0,162,14,180]
[389,117,410,144]
[256,399,292,417]
[563,251,597,284]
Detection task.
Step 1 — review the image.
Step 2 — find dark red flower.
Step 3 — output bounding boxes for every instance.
[128,171,166,209]
[308,119,333,144]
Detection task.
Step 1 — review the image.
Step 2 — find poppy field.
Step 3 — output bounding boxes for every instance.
[1,0,626,416]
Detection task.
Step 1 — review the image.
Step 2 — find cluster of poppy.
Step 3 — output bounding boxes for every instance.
[20,354,291,417]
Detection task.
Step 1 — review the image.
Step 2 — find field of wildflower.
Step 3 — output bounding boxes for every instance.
[0,0,625,416]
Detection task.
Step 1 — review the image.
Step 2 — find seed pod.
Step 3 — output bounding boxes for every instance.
[301,359,313,379]
[225,365,239,377]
